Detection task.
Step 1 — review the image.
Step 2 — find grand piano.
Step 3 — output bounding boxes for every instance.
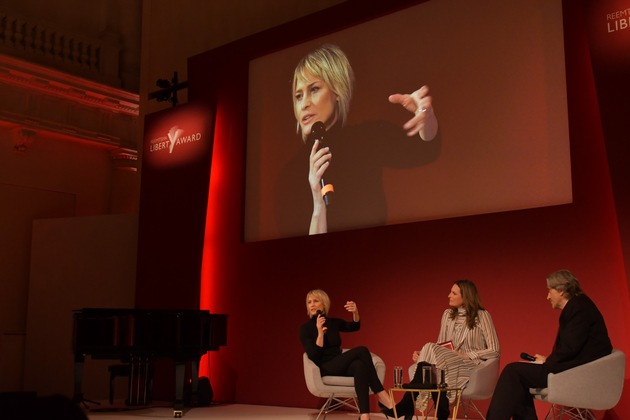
[72,308,227,418]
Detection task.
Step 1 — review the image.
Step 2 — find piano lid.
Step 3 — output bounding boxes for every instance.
[72,308,227,358]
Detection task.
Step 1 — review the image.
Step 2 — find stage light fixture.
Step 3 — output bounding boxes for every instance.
[148,72,189,107]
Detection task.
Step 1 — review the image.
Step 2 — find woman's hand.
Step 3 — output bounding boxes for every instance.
[388,85,438,141]
[344,300,360,322]
[308,139,331,234]
[412,350,420,363]
[316,313,327,334]
[344,301,358,313]
[309,139,331,198]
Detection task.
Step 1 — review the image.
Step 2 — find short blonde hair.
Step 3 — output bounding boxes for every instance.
[305,289,331,317]
[293,44,354,135]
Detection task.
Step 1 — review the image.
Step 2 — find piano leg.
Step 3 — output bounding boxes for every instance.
[190,361,199,404]
[172,359,201,417]
[72,359,100,408]
[72,360,84,403]
[174,362,185,418]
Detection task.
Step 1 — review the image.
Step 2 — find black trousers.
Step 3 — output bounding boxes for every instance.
[486,362,547,420]
[395,362,450,420]
[320,346,384,414]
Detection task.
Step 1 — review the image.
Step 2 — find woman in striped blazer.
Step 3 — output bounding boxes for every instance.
[385,279,500,420]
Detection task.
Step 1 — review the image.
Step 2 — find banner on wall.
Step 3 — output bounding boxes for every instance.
[137,100,215,309]
[584,0,630,283]
[142,101,214,169]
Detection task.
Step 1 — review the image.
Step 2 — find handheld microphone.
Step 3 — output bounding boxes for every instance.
[315,310,328,332]
[520,352,536,362]
[308,121,333,206]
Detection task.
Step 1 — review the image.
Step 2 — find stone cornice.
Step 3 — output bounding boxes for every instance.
[0,53,139,150]
[0,54,139,116]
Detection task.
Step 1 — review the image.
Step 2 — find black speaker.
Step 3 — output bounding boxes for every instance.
[197,377,213,406]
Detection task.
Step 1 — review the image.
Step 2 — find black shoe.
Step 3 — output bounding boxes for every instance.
[394,399,415,417]
[379,407,413,420]
[378,402,395,418]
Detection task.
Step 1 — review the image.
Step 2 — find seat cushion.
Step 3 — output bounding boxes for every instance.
[322,375,354,386]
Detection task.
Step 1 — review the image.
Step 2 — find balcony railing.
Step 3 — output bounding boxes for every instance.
[0,9,121,87]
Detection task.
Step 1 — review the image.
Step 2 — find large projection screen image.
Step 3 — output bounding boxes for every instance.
[245,0,571,242]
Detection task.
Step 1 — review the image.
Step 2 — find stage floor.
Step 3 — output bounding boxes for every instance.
[87,403,389,419]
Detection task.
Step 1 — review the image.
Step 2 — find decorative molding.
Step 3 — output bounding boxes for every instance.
[0,53,139,150]
[0,8,122,87]
[111,148,139,172]
[0,54,138,116]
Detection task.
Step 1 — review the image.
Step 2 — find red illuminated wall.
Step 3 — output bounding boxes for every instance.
[133,0,630,417]
[584,0,630,299]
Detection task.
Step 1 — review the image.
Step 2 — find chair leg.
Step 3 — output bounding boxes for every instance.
[546,404,596,420]
[315,397,330,420]
[316,394,359,420]
[458,398,486,420]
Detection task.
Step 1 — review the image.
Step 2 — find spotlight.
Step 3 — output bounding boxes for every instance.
[156,79,171,89]
[148,72,189,107]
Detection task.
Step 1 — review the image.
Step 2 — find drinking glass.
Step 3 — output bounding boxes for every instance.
[393,365,403,388]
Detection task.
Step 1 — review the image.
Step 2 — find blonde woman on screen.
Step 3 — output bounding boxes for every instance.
[290,44,439,235]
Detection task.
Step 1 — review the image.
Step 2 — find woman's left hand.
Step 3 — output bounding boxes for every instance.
[344,300,360,322]
[388,85,438,141]
[344,301,358,313]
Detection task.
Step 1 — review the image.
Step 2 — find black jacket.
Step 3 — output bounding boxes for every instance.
[544,293,612,374]
[300,316,360,366]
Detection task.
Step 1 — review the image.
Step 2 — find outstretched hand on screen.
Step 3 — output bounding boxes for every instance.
[389,85,438,141]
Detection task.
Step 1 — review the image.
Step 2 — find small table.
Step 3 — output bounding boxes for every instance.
[389,386,462,420]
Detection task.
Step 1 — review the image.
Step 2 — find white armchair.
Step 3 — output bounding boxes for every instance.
[530,349,626,420]
[460,357,500,419]
[303,350,386,420]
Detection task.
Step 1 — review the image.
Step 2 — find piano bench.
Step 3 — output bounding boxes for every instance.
[107,364,130,405]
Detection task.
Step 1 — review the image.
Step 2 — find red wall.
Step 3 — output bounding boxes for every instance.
[137,0,630,417]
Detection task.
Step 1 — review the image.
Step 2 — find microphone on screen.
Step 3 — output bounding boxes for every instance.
[315,310,328,332]
[308,121,333,206]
